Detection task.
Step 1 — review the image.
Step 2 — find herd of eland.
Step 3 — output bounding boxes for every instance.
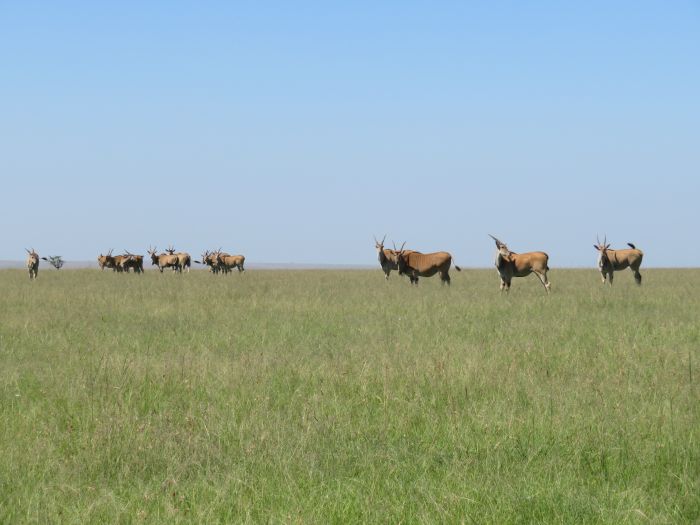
[374,234,644,293]
[22,235,644,291]
[95,246,241,275]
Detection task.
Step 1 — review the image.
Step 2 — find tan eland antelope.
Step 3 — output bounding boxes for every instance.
[147,246,180,273]
[195,250,221,273]
[215,250,245,274]
[97,249,116,271]
[394,242,460,285]
[166,247,191,273]
[489,235,551,293]
[374,236,419,282]
[594,236,643,285]
[112,253,132,273]
[123,251,145,273]
[374,235,402,280]
[25,248,39,280]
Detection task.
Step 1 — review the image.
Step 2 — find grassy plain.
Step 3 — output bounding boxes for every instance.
[0,267,698,523]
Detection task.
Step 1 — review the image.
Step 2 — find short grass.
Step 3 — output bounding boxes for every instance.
[0,268,698,523]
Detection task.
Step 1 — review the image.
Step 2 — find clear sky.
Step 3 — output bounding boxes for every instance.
[2,2,698,266]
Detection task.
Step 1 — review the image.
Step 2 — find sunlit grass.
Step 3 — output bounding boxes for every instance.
[1,268,698,523]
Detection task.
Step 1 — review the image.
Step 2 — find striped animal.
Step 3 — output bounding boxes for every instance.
[594,236,643,285]
[489,235,550,293]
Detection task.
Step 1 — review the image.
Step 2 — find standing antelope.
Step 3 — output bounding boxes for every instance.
[394,242,460,285]
[594,236,643,286]
[215,251,245,274]
[374,235,400,280]
[374,236,419,283]
[195,250,220,273]
[489,235,551,293]
[123,251,145,273]
[25,248,39,280]
[166,247,191,273]
[147,246,180,273]
[97,249,116,271]
[113,253,132,272]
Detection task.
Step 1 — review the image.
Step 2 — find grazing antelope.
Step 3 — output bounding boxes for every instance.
[147,246,180,273]
[489,235,550,293]
[166,247,191,273]
[594,236,643,286]
[25,248,39,280]
[394,242,460,285]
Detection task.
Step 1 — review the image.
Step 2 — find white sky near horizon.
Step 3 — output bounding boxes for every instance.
[1,2,699,267]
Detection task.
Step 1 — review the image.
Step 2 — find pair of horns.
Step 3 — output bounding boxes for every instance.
[374,234,387,245]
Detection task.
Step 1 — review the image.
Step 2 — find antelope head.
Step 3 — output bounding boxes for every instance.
[489,234,512,264]
[394,242,408,274]
[374,234,387,253]
[147,246,159,264]
[594,235,612,269]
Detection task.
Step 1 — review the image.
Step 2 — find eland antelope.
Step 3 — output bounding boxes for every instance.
[215,251,245,274]
[25,248,39,280]
[123,251,145,273]
[394,242,460,285]
[374,235,418,283]
[147,246,180,273]
[489,235,551,293]
[195,250,221,273]
[166,247,191,273]
[375,235,397,280]
[594,236,643,285]
[97,250,116,271]
[374,235,401,280]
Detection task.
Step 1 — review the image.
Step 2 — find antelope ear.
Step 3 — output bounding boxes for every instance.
[593,245,600,251]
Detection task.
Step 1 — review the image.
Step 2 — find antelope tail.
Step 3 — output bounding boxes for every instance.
[627,243,636,249]
[454,264,461,271]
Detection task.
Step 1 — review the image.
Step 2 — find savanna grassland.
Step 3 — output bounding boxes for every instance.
[0,267,698,523]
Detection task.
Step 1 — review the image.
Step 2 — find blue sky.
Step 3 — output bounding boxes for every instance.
[2,2,698,266]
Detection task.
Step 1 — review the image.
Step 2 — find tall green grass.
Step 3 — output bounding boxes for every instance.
[1,268,698,523]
